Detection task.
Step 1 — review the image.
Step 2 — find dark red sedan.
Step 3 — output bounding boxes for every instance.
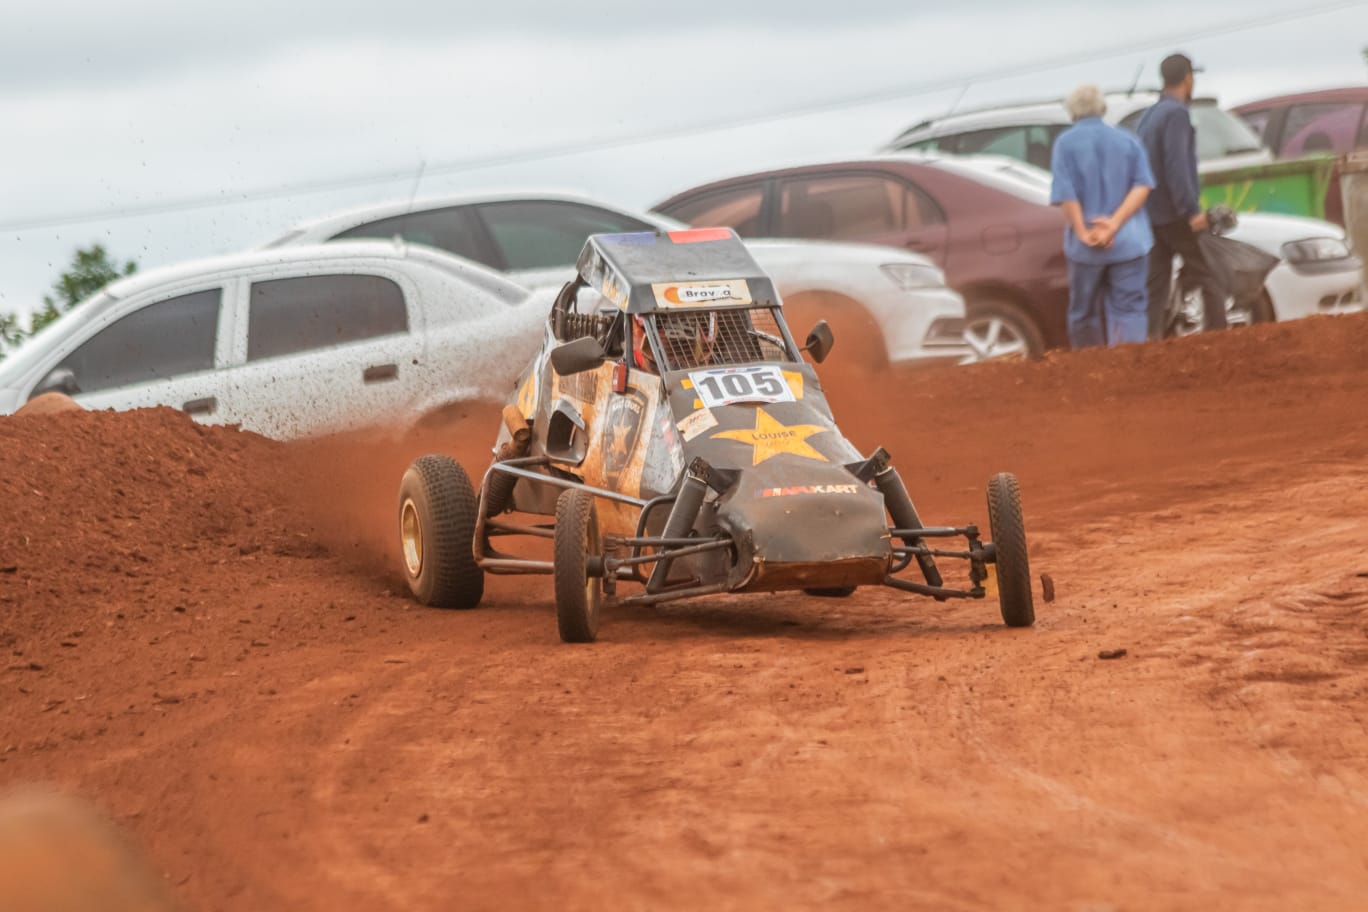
[1232,87,1368,225]
[653,155,1070,359]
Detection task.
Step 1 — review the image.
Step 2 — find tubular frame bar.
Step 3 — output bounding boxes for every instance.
[604,537,732,571]
[484,457,650,509]
[888,525,980,539]
[486,519,555,540]
[479,558,555,575]
[883,576,984,600]
[618,581,734,607]
[891,546,981,560]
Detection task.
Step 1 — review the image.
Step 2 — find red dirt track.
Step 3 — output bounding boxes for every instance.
[3,314,1367,910]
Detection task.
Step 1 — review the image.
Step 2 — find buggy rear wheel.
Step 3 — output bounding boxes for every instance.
[986,472,1034,628]
[805,587,857,598]
[554,488,602,643]
[398,455,484,609]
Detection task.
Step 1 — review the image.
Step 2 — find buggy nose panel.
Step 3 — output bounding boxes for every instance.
[717,465,891,592]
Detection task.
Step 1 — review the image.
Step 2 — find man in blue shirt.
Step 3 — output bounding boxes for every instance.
[1137,53,1227,338]
[1050,84,1155,348]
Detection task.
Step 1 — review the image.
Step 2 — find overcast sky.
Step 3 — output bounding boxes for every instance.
[3,0,1366,320]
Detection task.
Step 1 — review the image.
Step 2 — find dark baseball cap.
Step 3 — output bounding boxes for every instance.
[1160,53,1202,86]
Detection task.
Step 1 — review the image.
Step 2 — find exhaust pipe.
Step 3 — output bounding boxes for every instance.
[646,459,712,592]
[874,464,943,589]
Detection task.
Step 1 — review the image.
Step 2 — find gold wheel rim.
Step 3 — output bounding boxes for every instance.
[400,499,423,578]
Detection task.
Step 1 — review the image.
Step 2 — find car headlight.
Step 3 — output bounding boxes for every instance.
[1281,237,1351,263]
[881,263,945,290]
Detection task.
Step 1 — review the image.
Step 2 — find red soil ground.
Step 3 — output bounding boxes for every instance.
[2,313,1367,910]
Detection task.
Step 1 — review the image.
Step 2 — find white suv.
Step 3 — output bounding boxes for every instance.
[884,91,1272,174]
[266,192,973,367]
[0,243,545,439]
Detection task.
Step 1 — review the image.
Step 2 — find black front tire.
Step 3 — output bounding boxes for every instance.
[554,489,602,643]
[398,455,484,609]
[986,472,1034,628]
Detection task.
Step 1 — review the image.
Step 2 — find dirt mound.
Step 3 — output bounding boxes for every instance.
[0,409,308,636]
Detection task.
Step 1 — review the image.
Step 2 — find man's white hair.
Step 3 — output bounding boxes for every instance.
[1065,84,1107,121]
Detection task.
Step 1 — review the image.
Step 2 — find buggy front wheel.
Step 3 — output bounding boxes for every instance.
[986,472,1034,628]
[554,488,602,643]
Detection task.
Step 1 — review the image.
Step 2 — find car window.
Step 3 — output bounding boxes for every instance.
[950,125,1059,170]
[477,201,654,271]
[1237,108,1273,144]
[331,206,490,266]
[778,174,937,240]
[1279,102,1366,156]
[54,288,220,394]
[1123,104,1265,160]
[655,186,765,236]
[247,274,407,361]
[908,137,952,153]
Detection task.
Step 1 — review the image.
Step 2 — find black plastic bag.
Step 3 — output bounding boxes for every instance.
[1196,233,1281,306]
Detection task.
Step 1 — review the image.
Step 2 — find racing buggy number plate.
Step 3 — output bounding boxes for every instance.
[689,365,794,408]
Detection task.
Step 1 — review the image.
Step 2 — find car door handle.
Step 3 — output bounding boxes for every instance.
[363,363,399,384]
[182,396,217,416]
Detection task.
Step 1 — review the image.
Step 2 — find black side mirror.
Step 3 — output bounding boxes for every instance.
[30,366,79,399]
[550,336,606,376]
[803,320,834,364]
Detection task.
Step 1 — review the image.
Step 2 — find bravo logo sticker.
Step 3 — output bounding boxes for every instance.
[651,279,752,308]
[760,484,861,498]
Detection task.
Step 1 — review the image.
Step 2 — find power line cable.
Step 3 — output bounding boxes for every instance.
[4,0,1364,233]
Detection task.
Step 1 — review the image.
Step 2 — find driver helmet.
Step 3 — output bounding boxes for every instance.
[636,313,718,371]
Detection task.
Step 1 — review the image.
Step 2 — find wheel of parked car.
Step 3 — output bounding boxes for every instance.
[1166,287,1274,337]
[554,488,603,643]
[804,587,858,598]
[962,297,1045,363]
[986,472,1034,628]
[398,455,485,609]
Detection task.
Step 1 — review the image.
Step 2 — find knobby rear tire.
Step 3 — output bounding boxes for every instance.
[398,455,484,609]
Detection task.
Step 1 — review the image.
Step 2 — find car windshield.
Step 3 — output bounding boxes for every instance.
[0,291,118,385]
[1191,102,1265,158]
[650,307,793,372]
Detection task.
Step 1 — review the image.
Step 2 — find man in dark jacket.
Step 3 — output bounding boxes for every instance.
[1137,53,1227,338]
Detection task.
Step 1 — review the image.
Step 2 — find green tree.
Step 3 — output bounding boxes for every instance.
[30,244,138,335]
[0,244,137,361]
[0,313,24,352]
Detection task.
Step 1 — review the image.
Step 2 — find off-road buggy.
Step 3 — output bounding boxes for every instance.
[397,227,1034,642]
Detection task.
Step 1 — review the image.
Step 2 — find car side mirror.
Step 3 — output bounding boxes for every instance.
[803,320,834,364]
[30,366,80,399]
[550,336,606,376]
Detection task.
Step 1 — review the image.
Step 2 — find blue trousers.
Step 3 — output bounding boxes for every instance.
[1067,256,1149,349]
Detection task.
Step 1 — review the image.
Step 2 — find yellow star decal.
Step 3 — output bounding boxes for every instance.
[713,408,829,466]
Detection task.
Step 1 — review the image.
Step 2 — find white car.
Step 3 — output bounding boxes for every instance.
[0,243,547,439]
[883,91,1272,175]
[959,156,1364,327]
[265,192,972,367]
